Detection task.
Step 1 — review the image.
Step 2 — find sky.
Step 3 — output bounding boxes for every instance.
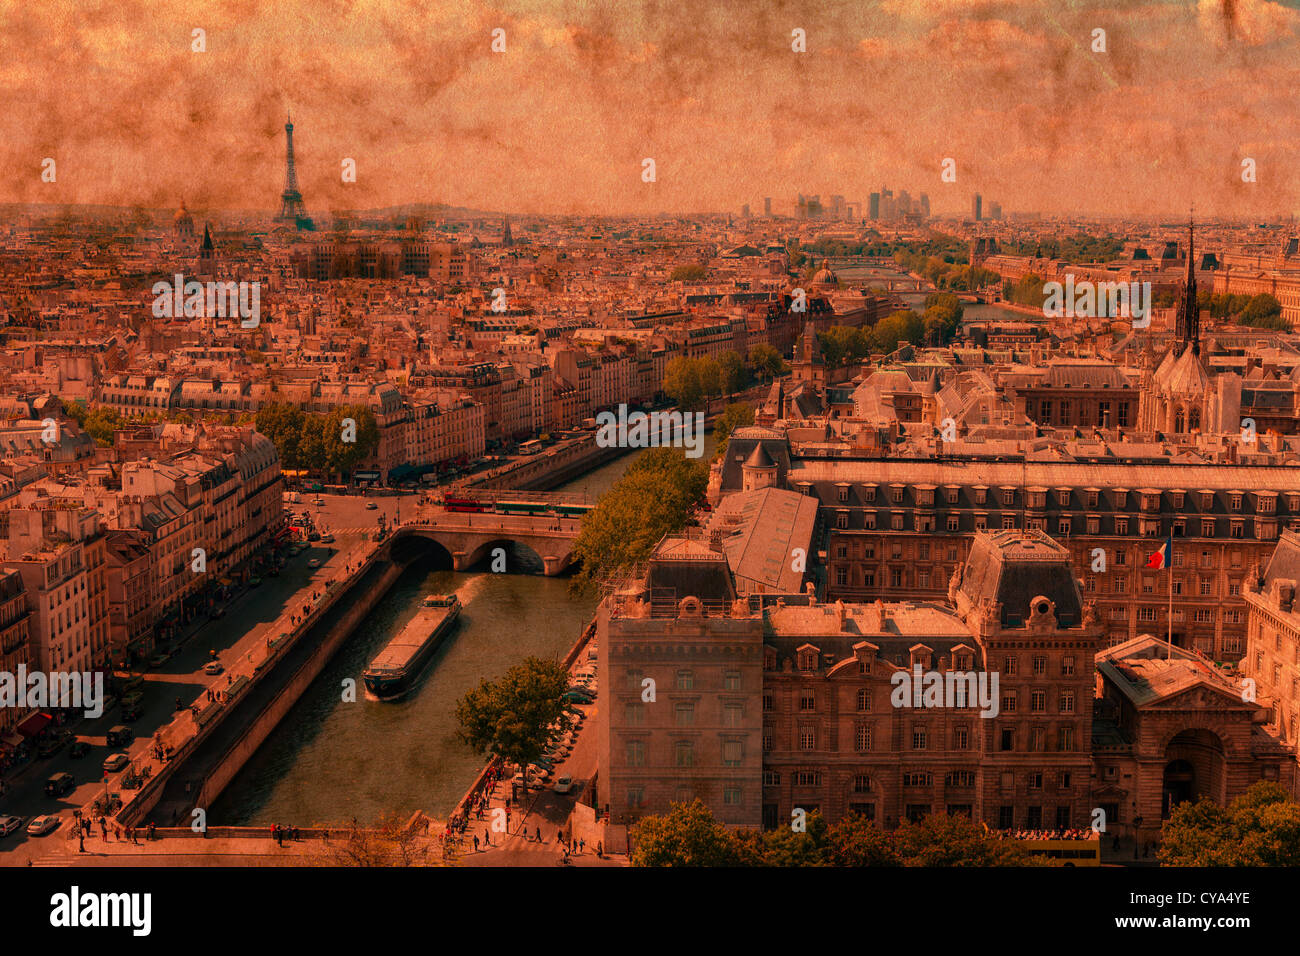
[1,0,1298,218]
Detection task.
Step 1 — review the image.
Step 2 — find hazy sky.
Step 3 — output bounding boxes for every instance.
[2,0,1298,218]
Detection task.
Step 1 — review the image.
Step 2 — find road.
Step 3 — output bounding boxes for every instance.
[0,490,416,865]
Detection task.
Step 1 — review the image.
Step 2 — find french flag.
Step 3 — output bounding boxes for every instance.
[1145,535,1173,570]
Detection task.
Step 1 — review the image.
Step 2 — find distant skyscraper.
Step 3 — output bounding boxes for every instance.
[764,197,772,217]
[742,204,751,219]
[502,218,513,246]
[830,195,846,220]
[989,201,1002,221]
[972,193,982,221]
[277,112,312,228]
[920,193,931,219]
[869,192,880,220]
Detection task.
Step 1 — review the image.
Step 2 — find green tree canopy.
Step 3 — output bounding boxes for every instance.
[1160,781,1300,866]
[570,447,708,592]
[892,813,1032,866]
[670,263,708,282]
[455,656,571,788]
[630,800,745,867]
[747,343,788,380]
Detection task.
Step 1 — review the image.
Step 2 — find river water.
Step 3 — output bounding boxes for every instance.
[212,435,715,825]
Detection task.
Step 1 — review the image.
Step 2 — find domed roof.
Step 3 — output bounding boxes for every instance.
[812,258,838,285]
[174,200,193,224]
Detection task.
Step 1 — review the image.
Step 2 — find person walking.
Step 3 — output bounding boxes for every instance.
[473,835,480,852]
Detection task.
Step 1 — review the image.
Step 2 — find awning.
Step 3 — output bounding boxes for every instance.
[1,732,22,748]
[16,712,54,737]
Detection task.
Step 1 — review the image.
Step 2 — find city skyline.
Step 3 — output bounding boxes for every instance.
[2,0,1299,218]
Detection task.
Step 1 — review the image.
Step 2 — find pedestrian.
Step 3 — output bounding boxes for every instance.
[536,826,542,843]
[473,834,480,852]
[148,822,155,841]
[578,837,585,854]
[78,833,85,853]
[484,828,491,847]
[596,841,603,858]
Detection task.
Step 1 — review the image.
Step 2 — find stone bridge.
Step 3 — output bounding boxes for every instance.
[385,510,580,576]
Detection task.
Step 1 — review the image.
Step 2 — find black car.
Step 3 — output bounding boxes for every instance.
[68,741,89,759]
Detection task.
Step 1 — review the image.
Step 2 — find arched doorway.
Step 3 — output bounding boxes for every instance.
[1162,728,1227,817]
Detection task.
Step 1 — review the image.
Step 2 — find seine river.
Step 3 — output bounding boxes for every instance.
[212,435,715,825]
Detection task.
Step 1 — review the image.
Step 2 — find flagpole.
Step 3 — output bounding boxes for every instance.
[1167,536,1174,660]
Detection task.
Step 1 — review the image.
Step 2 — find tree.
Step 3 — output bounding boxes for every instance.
[893,813,1032,866]
[670,263,708,282]
[455,657,570,790]
[713,402,755,450]
[570,448,707,591]
[316,812,438,866]
[717,350,749,394]
[630,800,744,866]
[698,357,724,401]
[872,310,923,353]
[1160,781,1300,866]
[662,356,704,411]
[748,343,788,381]
[826,812,902,866]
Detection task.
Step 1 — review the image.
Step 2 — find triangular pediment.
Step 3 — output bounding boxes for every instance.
[1141,680,1252,713]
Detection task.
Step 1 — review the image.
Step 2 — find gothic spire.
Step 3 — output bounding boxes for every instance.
[1174,215,1199,356]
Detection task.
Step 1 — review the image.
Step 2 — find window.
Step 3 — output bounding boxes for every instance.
[1062,655,1076,676]
[1060,691,1075,713]
[947,515,960,532]
[912,725,927,750]
[856,688,871,711]
[902,771,932,787]
[723,740,743,767]
[799,692,815,711]
[723,786,741,805]
[836,513,848,530]
[675,670,694,690]
[946,770,976,787]
[799,727,816,750]
[675,741,694,767]
[762,691,773,711]
[723,671,740,690]
[1115,517,1129,535]
[853,774,872,793]
[1032,655,1047,676]
[674,702,695,726]
[953,725,969,750]
[724,704,743,727]
[626,740,645,766]
[624,703,644,726]
[855,724,872,752]
[1031,690,1046,712]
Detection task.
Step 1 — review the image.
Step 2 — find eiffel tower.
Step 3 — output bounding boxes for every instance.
[276,112,312,228]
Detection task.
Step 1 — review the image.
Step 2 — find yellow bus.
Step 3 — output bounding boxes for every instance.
[1018,833,1101,866]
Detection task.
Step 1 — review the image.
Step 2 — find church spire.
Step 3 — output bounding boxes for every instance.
[1174,214,1199,356]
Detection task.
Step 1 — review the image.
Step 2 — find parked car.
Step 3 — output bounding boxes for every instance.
[0,815,23,836]
[320,533,335,544]
[102,753,129,773]
[552,775,574,795]
[307,558,321,569]
[314,498,325,507]
[106,726,133,747]
[562,690,593,704]
[44,772,74,797]
[37,734,68,758]
[203,661,224,676]
[365,501,378,510]
[26,815,60,836]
